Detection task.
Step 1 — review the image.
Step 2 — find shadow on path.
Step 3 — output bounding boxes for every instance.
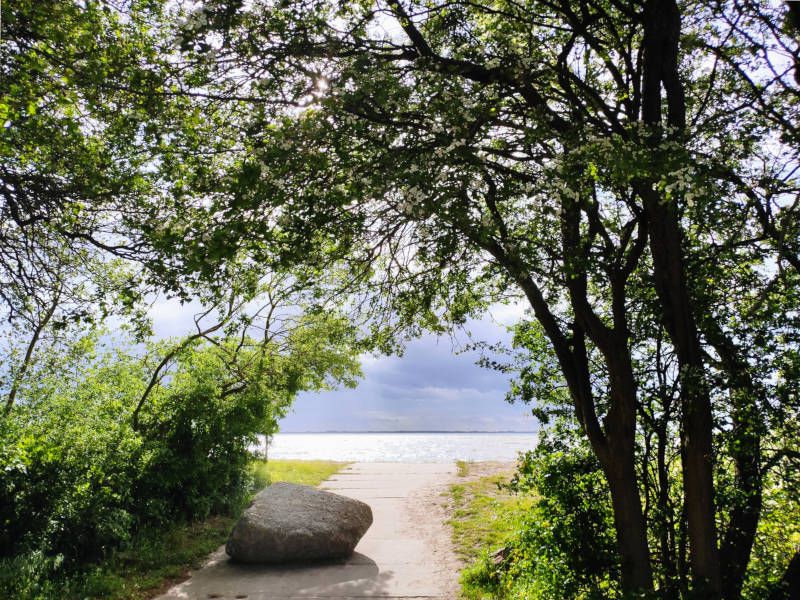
[159,548,392,600]
[156,463,465,599]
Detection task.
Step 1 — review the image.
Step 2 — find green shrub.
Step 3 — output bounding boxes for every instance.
[0,551,70,600]
[462,440,621,600]
[0,354,145,561]
[0,310,361,598]
[0,460,346,600]
[0,334,293,592]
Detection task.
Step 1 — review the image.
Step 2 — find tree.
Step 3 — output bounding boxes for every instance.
[130,269,365,434]
[0,0,231,342]
[0,2,369,588]
[142,0,800,597]
[0,0,174,407]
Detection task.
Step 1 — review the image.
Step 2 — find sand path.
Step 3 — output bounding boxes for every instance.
[154,461,511,600]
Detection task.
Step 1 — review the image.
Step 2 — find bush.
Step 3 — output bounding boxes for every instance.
[0,334,290,579]
[130,345,275,525]
[462,439,621,600]
[0,347,146,561]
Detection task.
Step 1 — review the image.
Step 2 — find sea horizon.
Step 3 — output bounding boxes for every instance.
[277,429,538,434]
[263,431,539,462]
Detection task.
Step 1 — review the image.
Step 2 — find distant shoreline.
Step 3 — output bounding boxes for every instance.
[264,431,538,461]
[276,430,539,434]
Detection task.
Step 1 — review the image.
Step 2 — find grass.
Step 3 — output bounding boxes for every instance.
[5,459,349,600]
[73,516,237,600]
[456,460,474,477]
[445,471,537,599]
[446,471,536,564]
[250,458,346,488]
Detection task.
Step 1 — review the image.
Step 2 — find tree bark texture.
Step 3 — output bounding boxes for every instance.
[701,318,764,600]
[640,0,721,596]
[559,189,654,592]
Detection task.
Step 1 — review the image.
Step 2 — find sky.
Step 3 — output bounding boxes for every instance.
[150,298,537,432]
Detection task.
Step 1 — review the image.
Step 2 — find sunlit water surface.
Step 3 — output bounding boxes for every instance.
[259,432,538,462]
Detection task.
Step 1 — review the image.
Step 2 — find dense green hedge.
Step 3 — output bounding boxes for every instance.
[0,334,291,597]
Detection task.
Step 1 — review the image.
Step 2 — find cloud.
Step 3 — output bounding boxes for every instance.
[279,325,535,432]
[145,296,535,432]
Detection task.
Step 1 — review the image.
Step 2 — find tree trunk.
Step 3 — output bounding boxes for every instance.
[719,418,761,600]
[641,186,721,597]
[480,184,654,594]
[702,319,764,600]
[640,0,722,594]
[656,416,680,597]
[511,262,654,593]
[603,434,655,591]
[558,191,654,593]
[5,288,61,415]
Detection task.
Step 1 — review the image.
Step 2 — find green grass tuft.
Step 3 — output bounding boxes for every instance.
[445,470,536,599]
[250,458,346,488]
[447,472,534,563]
[456,460,474,477]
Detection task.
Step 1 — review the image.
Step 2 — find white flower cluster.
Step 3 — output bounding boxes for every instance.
[258,165,290,193]
[398,185,426,215]
[445,138,468,152]
[437,88,458,102]
[194,228,213,247]
[275,209,290,228]
[560,185,581,201]
[658,139,684,152]
[654,166,698,207]
[583,134,616,155]
[154,215,190,237]
[341,114,359,127]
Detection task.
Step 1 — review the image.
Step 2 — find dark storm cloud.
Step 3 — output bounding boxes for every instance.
[152,298,536,432]
[279,328,537,432]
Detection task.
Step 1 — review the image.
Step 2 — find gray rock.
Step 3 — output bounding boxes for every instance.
[225,481,373,563]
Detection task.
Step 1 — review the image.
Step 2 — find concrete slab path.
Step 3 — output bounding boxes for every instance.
[154,462,463,600]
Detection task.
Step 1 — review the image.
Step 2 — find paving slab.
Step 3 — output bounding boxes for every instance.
[154,462,461,600]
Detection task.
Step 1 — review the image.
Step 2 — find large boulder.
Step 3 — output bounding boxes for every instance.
[225,481,373,563]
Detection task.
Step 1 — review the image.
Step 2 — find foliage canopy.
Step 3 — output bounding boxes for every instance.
[2,0,800,599]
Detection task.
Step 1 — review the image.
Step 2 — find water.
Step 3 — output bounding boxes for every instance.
[261,432,538,463]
